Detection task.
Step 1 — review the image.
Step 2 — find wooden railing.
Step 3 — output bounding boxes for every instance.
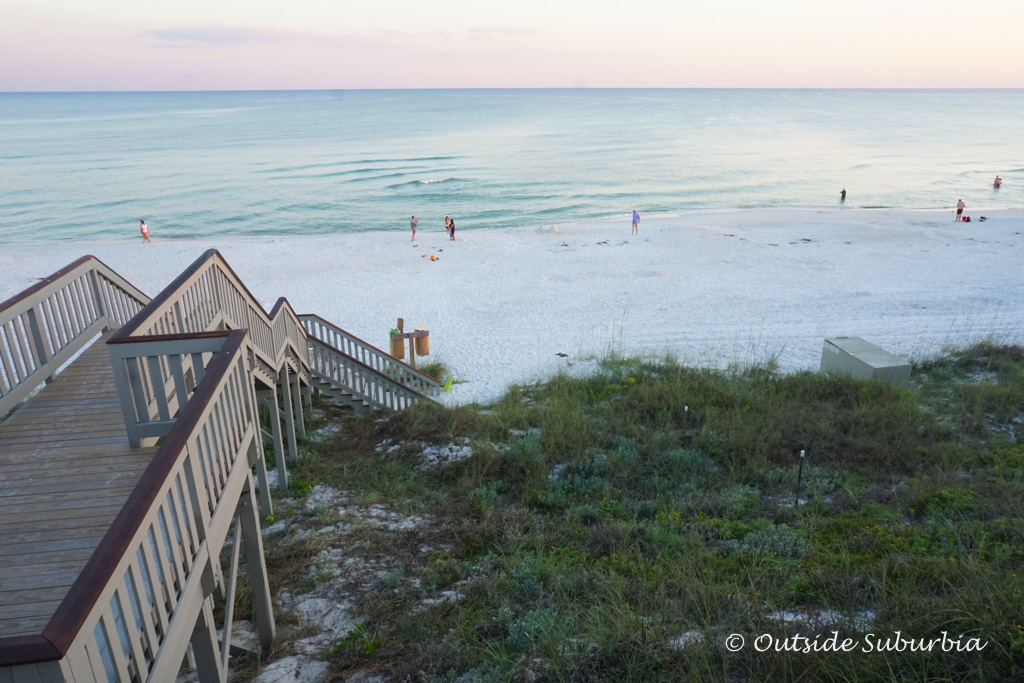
[108,250,310,447]
[0,330,275,681]
[308,337,428,412]
[0,251,446,681]
[300,314,442,397]
[0,256,148,416]
[110,249,307,376]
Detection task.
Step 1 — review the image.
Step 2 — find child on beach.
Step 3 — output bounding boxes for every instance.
[631,210,640,235]
[411,215,418,242]
[139,219,151,243]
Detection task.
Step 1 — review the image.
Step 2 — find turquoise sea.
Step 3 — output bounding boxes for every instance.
[1,89,1022,242]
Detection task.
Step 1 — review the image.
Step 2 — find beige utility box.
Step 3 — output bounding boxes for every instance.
[820,336,911,387]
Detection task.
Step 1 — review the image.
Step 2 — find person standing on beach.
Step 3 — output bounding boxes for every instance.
[631,210,640,235]
[444,216,451,237]
[449,217,456,241]
[139,219,151,243]
[410,215,418,242]
[840,189,846,202]
[956,199,965,221]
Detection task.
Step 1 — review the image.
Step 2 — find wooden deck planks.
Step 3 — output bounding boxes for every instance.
[0,332,160,638]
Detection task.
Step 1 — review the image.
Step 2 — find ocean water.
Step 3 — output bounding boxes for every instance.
[1,89,1022,242]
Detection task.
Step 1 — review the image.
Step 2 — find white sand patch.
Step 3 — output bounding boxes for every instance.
[668,630,706,650]
[768,608,875,631]
[250,656,329,683]
[4,209,1022,404]
[419,438,474,468]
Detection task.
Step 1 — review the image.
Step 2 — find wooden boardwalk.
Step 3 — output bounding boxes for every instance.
[0,251,440,680]
[0,333,157,638]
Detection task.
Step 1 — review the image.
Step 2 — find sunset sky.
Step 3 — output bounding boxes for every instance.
[2,0,1022,91]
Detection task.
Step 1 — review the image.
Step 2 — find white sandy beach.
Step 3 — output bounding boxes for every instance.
[2,208,1022,404]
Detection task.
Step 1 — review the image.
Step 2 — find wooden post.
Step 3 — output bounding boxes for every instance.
[248,435,272,518]
[25,307,52,382]
[258,388,288,491]
[220,515,242,671]
[279,370,299,463]
[292,370,305,438]
[408,336,416,367]
[239,481,276,651]
[189,597,226,683]
[87,269,108,326]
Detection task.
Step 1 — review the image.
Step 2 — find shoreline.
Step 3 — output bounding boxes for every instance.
[3,208,1022,404]
[4,205,1022,245]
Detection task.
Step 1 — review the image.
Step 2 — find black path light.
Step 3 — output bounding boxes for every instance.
[794,449,806,509]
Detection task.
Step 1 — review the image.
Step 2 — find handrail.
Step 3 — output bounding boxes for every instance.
[307,337,428,412]
[108,250,309,445]
[0,255,149,416]
[109,249,307,378]
[299,313,442,396]
[0,250,441,678]
[0,330,264,677]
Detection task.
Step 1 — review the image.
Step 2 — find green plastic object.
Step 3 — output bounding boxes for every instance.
[390,328,399,335]
[442,375,454,392]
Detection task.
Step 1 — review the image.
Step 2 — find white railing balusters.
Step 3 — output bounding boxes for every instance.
[1,249,444,681]
[299,314,442,397]
[306,337,425,412]
[0,255,150,416]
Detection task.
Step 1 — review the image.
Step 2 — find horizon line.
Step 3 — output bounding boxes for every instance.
[3,86,1024,95]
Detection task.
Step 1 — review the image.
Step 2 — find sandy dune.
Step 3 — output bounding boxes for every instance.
[2,208,1021,404]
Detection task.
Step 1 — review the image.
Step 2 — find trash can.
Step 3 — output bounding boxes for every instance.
[390,334,405,360]
[414,322,430,356]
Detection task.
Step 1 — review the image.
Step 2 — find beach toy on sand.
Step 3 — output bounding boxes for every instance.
[430,255,437,261]
[443,375,454,392]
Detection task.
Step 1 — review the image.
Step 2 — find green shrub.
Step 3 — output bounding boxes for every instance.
[508,606,567,650]
[724,523,810,559]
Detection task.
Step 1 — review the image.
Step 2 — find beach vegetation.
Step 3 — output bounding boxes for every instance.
[251,342,1024,681]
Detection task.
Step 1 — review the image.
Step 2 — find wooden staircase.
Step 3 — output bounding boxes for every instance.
[0,250,442,682]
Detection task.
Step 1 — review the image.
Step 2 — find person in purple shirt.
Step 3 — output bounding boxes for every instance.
[631,210,640,235]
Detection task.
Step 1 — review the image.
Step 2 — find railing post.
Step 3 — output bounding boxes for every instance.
[248,435,273,519]
[87,269,108,327]
[173,300,186,335]
[109,344,143,448]
[189,596,226,683]
[291,370,305,439]
[279,370,299,463]
[25,307,52,382]
[238,481,276,652]
[258,388,289,491]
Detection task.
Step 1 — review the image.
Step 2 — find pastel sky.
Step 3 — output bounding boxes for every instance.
[2,0,1022,91]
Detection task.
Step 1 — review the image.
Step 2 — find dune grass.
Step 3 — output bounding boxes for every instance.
[276,342,1024,681]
